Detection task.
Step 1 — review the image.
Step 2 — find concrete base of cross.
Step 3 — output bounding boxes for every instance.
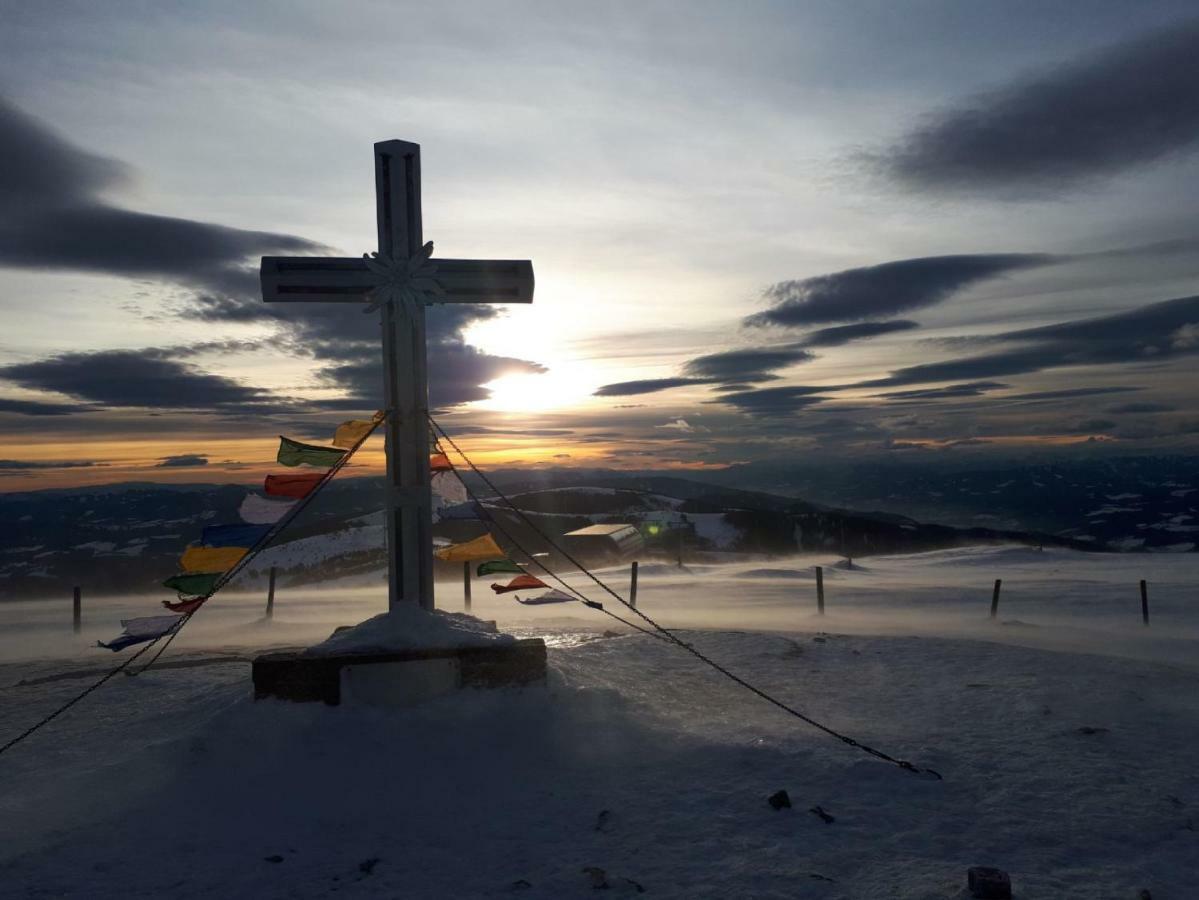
[252,638,547,707]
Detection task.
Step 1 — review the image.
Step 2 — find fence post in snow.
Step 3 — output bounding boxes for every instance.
[265,566,277,619]
[990,579,1002,619]
[629,560,639,608]
[463,561,472,612]
[1140,579,1149,626]
[815,566,825,615]
[72,586,81,633]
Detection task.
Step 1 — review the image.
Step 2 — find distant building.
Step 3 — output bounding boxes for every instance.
[561,523,645,562]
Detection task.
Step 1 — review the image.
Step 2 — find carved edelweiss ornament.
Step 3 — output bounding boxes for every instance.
[362,240,446,314]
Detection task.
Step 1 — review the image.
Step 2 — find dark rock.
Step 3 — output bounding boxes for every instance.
[767,790,792,810]
[622,877,646,893]
[263,855,284,864]
[581,866,609,889]
[508,879,532,891]
[358,858,380,875]
[808,873,836,883]
[595,809,611,832]
[1077,726,1109,735]
[967,866,1012,899]
[809,805,835,824]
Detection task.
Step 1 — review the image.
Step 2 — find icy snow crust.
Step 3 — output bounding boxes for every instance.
[2,545,1199,897]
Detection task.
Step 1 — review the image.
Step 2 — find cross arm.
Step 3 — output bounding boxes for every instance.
[261,257,534,304]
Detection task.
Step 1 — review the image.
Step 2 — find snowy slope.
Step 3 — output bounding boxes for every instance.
[1,546,1198,898]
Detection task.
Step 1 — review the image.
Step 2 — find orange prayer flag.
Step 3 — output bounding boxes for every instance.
[179,545,246,574]
[491,574,548,594]
[430,452,453,473]
[332,419,375,449]
[434,533,505,562]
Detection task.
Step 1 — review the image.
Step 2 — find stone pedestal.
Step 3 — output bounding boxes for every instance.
[252,638,547,706]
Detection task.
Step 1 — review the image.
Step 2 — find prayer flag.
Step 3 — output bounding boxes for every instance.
[162,597,206,614]
[432,470,468,504]
[277,436,345,468]
[162,572,221,596]
[515,589,575,605]
[179,545,246,573]
[491,574,548,594]
[430,452,453,473]
[239,493,295,524]
[202,523,272,549]
[332,419,375,449]
[477,559,523,577]
[98,614,181,652]
[264,472,323,498]
[434,533,505,562]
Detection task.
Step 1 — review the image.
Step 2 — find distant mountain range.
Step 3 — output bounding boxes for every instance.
[5,457,1172,600]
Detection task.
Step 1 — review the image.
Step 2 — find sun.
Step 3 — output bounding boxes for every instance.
[476,365,595,413]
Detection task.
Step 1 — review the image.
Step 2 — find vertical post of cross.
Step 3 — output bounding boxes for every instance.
[815,566,825,615]
[375,140,434,611]
[629,560,639,608]
[1140,579,1149,626]
[990,579,1002,619]
[463,561,472,612]
[72,586,81,634]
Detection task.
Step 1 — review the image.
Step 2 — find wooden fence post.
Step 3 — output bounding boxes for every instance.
[629,560,639,608]
[990,579,1002,619]
[463,561,472,612]
[265,566,277,619]
[72,586,81,634]
[815,566,825,615]
[1140,579,1149,626]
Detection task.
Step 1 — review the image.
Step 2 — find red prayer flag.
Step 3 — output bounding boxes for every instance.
[162,597,206,614]
[491,574,549,594]
[264,472,323,499]
[430,452,453,473]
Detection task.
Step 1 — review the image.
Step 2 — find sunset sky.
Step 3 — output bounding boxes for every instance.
[2,1,1198,490]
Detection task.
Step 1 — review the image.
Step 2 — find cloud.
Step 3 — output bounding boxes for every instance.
[745,254,1052,327]
[874,381,1008,400]
[0,349,290,411]
[796,320,920,347]
[0,396,82,415]
[683,346,814,382]
[0,459,99,470]
[594,377,713,397]
[879,19,1199,195]
[706,385,828,417]
[1106,402,1175,414]
[0,96,318,293]
[657,418,694,432]
[856,295,1199,389]
[155,454,209,468]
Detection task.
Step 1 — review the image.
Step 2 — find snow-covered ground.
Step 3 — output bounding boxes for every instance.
[1,545,1197,898]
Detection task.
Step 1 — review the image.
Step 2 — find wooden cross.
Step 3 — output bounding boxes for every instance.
[261,140,534,612]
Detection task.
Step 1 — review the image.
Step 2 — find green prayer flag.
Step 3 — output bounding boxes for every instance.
[476,559,524,577]
[277,435,346,468]
[163,572,222,597]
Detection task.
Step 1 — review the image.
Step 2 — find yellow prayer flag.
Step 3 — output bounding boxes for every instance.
[179,545,247,574]
[434,533,505,563]
[332,419,376,449]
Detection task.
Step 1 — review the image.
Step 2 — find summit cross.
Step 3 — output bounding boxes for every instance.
[260,140,534,611]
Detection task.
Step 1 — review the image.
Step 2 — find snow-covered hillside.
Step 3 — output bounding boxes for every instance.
[2,546,1197,898]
